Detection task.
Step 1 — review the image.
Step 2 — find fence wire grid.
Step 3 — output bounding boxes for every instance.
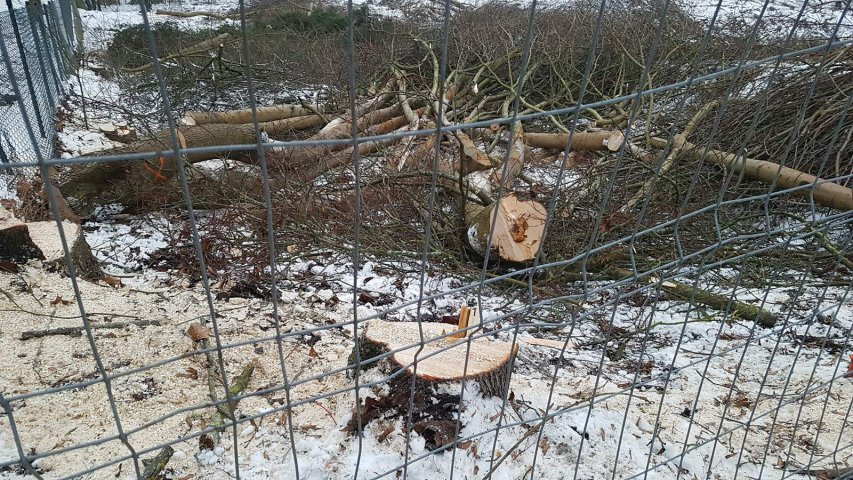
[0,0,852,479]
[0,0,74,167]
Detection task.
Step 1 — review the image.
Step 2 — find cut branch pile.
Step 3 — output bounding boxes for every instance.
[56,39,853,272]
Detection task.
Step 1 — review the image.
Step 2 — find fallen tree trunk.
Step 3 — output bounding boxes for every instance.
[182,104,322,125]
[466,194,546,263]
[265,104,408,169]
[358,319,517,397]
[525,130,624,152]
[650,138,853,211]
[58,117,323,205]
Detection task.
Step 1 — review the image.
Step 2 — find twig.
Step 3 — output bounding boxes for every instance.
[20,320,161,340]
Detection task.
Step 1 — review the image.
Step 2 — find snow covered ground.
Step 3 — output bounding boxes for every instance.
[1,0,852,479]
[0,247,850,479]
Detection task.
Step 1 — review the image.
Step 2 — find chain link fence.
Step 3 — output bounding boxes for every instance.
[0,0,75,166]
[0,0,851,479]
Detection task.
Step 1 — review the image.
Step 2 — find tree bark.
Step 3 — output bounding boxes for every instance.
[58,117,323,206]
[0,206,44,263]
[455,130,494,175]
[492,124,526,187]
[525,130,624,152]
[183,104,322,125]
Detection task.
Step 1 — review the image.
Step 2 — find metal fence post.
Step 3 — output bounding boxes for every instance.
[59,0,73,45]
[43,2,69,79]
[5,0,46,137]
[34,1,64,92]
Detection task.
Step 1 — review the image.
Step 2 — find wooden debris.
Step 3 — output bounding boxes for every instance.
[649,137,853,211]
[20,320,161,340]
[524,130,625,152]
[450,306,473,339]
[141,446,174,480]
[182,104,322,126]
[465,194,546,263]
[122,33,231,73]
[98,122,137,143]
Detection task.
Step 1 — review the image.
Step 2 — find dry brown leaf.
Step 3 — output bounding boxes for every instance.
[187,323,211,342]
[308,346,320,358]
[177,367,199,380]
[50,295,73,306]
[102,275,125,288]
[198,434,214,451]
[539,437,550,455]
[376,424,395,443]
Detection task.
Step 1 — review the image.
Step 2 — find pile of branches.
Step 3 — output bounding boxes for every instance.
[42,1,852,301]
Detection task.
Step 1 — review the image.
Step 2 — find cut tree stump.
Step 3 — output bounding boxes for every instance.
[0,206,44,263]
[360,319,518,397]
[26,221,102,281]
[98,122,137,143]
[466,194,546,263]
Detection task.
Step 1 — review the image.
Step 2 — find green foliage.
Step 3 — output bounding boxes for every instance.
[107,22,184,68]
[253,5,368,35]
[106,22,233,69]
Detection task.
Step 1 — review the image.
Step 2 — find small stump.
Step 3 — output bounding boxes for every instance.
[358,319,518,397]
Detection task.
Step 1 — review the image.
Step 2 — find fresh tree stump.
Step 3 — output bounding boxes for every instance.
[98,122,138,143]
[0,206,44,263]
[26,221,102,281]
[466,194,546,263]
[359,319,518,397]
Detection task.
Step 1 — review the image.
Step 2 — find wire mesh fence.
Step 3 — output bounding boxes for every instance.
[0,0,75,168]
[0,0,851,479]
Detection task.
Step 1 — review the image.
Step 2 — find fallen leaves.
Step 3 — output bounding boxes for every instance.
[102,275,124,288]
[187,323,211,342]
[343,377,461,449]
[50,295,73,306]
[376,424,395,443]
